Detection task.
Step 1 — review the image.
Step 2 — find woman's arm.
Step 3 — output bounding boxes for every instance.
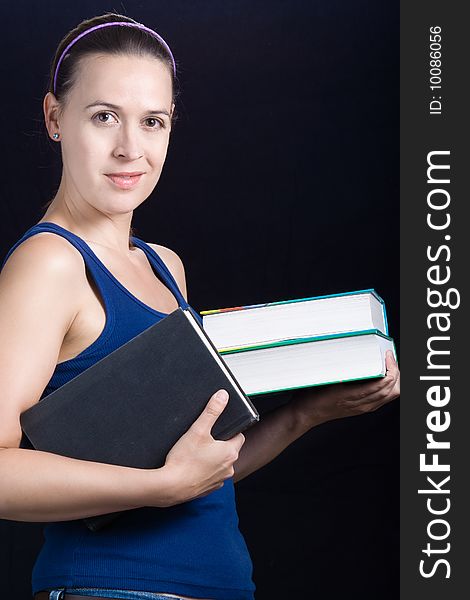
[0,237,243,522]
[154,245,401,484]
[0,447,173,521]
[0,389,242,521]
[233,351,400,482]
[148,246,400,486]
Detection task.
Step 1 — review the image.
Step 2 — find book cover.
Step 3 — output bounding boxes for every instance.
[200,288,387,331]
[20,308,259,530]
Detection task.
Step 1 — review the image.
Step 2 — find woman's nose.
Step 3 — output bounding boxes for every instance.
[113,126,143,160]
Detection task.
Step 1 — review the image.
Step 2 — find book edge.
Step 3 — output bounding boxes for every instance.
[200,288,382,316]
[218,329,394,355]
[182,309,259,420]
[247,372,386,397]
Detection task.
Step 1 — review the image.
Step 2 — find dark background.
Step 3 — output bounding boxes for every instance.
[400,3,469,599]
[0,1,399,598]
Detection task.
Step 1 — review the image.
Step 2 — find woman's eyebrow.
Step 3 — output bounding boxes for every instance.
[84,101,170,116]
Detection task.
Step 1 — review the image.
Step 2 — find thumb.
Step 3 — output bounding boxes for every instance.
[385,349,397,371]
[192,389,229,433]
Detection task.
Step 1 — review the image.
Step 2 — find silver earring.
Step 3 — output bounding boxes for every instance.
[52,133,60,140]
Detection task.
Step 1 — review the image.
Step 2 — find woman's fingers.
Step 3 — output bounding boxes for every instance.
[233,432,245,453]
[340,351,399,401]
[292,350,400,422]
[385,349,398,371]
[344,374,400,413]
[391,368,401,397]
[343,372,400,409]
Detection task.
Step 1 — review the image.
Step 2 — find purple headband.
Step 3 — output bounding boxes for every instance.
[53,21,176,94]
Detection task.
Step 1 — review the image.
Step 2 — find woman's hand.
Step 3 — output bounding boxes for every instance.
[229,352,399,484]
[157,389,245,506]
[291,350,400,428]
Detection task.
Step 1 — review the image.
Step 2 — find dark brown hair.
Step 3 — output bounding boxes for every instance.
[42,12,179,248]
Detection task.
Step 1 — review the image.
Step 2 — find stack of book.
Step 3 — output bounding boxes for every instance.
[200,289,397,397]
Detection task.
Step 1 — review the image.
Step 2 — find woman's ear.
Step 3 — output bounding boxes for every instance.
[43,92,61,139]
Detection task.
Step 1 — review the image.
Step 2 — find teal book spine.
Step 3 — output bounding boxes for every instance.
[218,328,395,356]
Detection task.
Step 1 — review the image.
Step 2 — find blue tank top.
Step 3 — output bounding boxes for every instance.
[1,222,255,600]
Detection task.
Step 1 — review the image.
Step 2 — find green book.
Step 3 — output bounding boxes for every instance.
[217,329,397,397]
[201,289,388,352]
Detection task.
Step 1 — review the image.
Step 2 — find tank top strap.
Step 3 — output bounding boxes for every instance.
[131,237,190,311]
[2,222,113,282]
[1,222,199,325]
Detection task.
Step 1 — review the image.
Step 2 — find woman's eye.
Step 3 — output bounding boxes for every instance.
[145,118,164,129]
[94,112,115,124]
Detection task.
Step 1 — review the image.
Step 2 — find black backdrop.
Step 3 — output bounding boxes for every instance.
[0,1,399,599]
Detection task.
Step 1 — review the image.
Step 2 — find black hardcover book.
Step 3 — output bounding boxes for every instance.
[20,307,259,531]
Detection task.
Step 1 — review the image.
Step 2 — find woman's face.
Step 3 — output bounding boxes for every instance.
[54,53,174,216]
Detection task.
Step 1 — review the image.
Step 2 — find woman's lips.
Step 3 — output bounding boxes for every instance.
[105,174,143,190]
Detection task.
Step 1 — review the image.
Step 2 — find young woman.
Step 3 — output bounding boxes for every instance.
[0,12,400,600]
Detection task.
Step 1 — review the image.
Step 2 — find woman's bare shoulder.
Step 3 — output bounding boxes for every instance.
[0,233,87,448]
[1,231,85,280]
[0,231,87,336]
[147,242,187,301]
